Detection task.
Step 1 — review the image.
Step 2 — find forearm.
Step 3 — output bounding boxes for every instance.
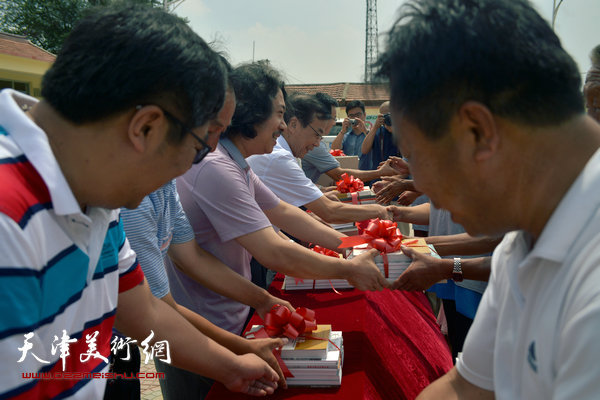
[331,132,344,150]
[390,203,430,225]
[168,242,274,312]
[260,239,353,280]
[361,125,379,154]
[345,168,388,182]
[427,256,491,282]
[417,367,494,400]
[175,303,253,355]
[115,282,241,384]
[312,202,385,224]
[266,202,344,250]
[426,233,502,257]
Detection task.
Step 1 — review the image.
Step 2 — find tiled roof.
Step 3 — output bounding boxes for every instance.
[286,82,390,105]
[0,32,56,63]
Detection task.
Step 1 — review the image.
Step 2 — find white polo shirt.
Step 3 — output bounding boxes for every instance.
[247,136,323,207]
[456,147,600,399]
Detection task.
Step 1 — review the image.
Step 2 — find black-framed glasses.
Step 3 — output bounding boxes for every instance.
[307,123,324,141]
[136,105,210,164]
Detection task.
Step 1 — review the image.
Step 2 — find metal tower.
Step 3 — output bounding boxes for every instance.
[364,0,379,82]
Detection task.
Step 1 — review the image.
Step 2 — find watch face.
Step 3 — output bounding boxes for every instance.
[452,272,464,282]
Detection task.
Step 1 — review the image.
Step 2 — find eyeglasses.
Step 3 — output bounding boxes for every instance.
[136,105,210,164]
[307,123,323,141]
[347,112,364,119]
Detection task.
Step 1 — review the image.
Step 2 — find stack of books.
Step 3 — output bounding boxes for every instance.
[283,238,439,290]
[349,238,437,283]
[336,186,377,204]
[329,221,358,236]
[246,325,344,387]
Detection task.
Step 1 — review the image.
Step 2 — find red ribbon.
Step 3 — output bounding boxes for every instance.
[310,245,343,294]
[338,218,404,278]
[339,218,403,252]
[263,304,317,339]
[336,173,364,194]
[311,244,341,258]
[249,305,339,378]
[329,149,346,156]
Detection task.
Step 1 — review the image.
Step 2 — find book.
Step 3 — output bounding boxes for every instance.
[336,187,376,204]
[283,331,343,369]
[286,368,342,387]
[280,324,331,360]
[283,241,441,290]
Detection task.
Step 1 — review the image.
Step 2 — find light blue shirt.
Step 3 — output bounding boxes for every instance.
[121,180,194,298]
[341,129,366,156]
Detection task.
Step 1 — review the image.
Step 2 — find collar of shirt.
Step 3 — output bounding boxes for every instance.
[0,89,83,217]
[220,137,249,171]
[277,135,291,154]
[526,147,600,265]
[276,135,302,166]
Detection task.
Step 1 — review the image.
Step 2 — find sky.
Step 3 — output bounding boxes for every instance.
[174,0,599,84]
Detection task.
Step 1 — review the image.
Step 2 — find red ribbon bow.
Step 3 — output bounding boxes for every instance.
[336,173,364,193]
[339,218,403,252]
[264,304,317,339]
[249,305,319,378]
[338,218,404,278]
[329,149,346,156]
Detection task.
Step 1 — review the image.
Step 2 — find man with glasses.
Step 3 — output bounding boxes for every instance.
[171,62,388,353]
[331,99,369,156]
[248,92,390,225]
[302,92,398,186]
[0,4,279,399]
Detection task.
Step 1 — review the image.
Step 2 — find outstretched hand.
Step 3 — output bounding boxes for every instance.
[224,353,279,396]
[347,248,390,291]
[245,337,290,389]
[391,246,448,291]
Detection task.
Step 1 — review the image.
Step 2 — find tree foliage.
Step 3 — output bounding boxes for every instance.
[0,0,161,54]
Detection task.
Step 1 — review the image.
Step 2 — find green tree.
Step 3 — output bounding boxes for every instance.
[0,0,161,54]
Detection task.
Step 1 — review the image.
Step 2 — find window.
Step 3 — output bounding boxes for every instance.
[0,79,30,95]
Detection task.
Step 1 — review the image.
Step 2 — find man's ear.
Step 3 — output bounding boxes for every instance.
[457,101,499,162]
[288,116,298,132]
[127,105,166,154]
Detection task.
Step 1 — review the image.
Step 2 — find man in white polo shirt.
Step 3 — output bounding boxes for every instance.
[247,93,390,224]
[378,0,600,398]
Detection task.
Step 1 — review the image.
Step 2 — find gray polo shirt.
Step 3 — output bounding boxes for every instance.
[301,141,340,183]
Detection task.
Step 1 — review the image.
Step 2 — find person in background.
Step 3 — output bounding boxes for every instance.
[377,0,600,398]
[0,4,278,399]
[301,93,398,186]
[584,44,600,123]
[360,100,401,172]
[330,99,369,156]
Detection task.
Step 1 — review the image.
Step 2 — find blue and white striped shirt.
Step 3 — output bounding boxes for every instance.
[121,180,195,299]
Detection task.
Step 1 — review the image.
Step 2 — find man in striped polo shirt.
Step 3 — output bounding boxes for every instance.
[0,4,278,399]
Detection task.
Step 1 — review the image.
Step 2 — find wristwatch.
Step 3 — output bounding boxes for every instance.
[452,257,463,282]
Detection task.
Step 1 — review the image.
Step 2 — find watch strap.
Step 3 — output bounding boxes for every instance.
[452,257,463,282]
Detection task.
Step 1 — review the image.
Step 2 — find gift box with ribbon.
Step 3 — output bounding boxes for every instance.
[244,305,344,386]
[334,173,377,204]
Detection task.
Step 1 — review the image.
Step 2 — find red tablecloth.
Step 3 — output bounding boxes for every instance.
[207,274,452,400]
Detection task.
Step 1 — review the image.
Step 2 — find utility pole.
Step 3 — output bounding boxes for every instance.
[364,0,379,82]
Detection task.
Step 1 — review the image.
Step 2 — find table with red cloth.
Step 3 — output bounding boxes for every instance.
[206,274,453,400]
